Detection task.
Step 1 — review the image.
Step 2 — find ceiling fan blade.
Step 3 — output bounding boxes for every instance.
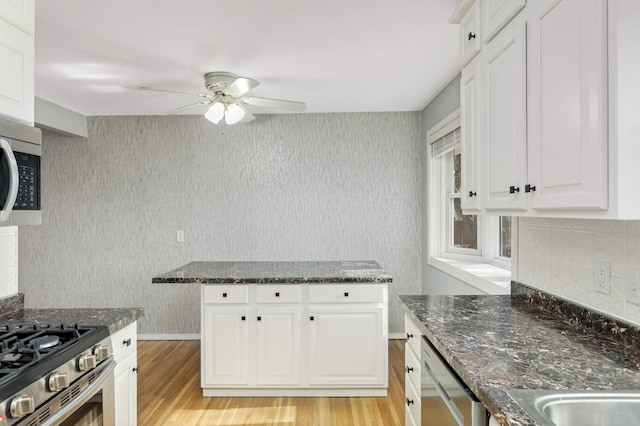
[161,101,212,115]
[224,77,260,96]
[140,86,213,99]
[237,103,255,123]
[240,96,306,112]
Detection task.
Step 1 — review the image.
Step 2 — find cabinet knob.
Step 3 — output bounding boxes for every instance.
[525,184,536,193]
[468,32,476,40]
[406,398,414,406]
[406,332,413,340]
[469,191,477,197]
[344,292,349,297]
[509,186,520,194]
[222,292,227,298]
[275,292,280,297]
[257,316,262,321]
[310,316,315,321]
[123,338,132,347]
[132,366,139,374]
[406,366,414,373]
[241,316,246,321]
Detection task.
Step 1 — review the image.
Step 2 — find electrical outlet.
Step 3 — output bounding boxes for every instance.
[627,268,640,305]
[593,261,610,295]
[176,230,184,242]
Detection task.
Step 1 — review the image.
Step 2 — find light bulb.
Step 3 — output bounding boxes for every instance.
[204,102,225,124]
[225,103,245,125]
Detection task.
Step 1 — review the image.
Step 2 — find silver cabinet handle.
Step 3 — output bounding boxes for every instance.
[0,138,18,222]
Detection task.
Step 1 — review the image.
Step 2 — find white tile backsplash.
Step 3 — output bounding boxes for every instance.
[0,227,18,297]
[518,218,640,325]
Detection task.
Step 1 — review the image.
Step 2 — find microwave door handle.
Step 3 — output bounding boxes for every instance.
[0,138,18,222]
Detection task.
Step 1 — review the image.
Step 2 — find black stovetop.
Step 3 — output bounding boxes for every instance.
[0,324,110,400]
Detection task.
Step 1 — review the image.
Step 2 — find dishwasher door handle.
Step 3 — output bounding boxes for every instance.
[424,364,464,426]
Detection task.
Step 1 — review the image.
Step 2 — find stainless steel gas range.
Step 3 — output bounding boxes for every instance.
[0,324,114,426]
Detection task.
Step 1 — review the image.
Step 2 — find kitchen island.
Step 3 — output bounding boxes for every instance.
[153,260,391,396]
[400,283,640,426]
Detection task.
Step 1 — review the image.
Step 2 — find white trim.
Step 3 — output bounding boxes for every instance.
[389,333,405,340]
[427,108,461,144]
[427,258,511,295]
[202,388,387,397]
[138,333,200,340]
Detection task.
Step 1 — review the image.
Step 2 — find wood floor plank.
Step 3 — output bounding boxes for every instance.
[137,339,406,425]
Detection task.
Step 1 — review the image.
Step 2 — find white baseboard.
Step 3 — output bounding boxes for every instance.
[389,333,405,339]
[138,333,200,340]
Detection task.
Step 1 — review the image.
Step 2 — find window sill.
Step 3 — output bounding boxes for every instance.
[427,257,511,295]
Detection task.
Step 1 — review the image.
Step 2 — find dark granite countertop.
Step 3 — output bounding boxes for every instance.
[152,260,392,284]
[0,295,143,335]
[399,284,640,426]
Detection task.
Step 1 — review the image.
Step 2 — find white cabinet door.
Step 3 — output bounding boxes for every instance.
[256,307,300,385]
[0,0,34,33]
[460,0,481,66]
[483,0,526,42]
[114,351,137,426]
[111,322,138,426]
[308,305,385,386]
[0,16,33,124]
[461,57,482,212]
[483,20,527,211]
[527,0,608,211]
[201,305,249,386]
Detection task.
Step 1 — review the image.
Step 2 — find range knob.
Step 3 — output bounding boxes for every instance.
[48,371,70,392]
[93,344,110,362]
[77,353,97,371]
[9,395,34,418]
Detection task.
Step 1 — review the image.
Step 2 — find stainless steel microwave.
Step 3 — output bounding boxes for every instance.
[0,117,41,226]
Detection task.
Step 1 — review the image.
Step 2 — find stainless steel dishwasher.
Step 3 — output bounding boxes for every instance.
[421,336,488,426]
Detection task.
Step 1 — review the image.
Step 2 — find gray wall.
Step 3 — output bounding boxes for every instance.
[19,113,422,334]
[419,74,484,295]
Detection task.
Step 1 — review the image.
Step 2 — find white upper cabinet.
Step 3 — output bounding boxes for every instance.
[460,57,482,212]
[482,19,527,211]
[0,0,34,34]
[483,0,526,42]
[453,0,640,219]
[527,0,608,211]
[460,0,481,66]
[0,0,34,125]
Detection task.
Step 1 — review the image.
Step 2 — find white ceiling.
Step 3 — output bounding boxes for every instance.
[35,0,461,117]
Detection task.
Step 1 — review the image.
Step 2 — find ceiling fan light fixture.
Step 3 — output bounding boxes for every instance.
[204,102,225,124]
[224,103,245,125]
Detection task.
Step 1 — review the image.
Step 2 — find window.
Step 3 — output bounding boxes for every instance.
[426,109,512,292]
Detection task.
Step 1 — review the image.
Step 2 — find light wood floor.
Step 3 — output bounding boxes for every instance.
[137,339,406,426]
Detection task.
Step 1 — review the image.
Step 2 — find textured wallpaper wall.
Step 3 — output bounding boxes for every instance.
[518,218,640,325]
[18,113,422,334]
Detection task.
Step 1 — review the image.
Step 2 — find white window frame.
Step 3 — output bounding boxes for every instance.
[426,109,513,294]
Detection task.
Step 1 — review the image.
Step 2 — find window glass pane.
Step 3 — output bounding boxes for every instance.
[452,198,478,249]
[453,152,461,193]
[500,216,511,258]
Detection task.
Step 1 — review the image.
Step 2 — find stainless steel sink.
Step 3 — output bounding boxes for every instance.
[508,389,640,426]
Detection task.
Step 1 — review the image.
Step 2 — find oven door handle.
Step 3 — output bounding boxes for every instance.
[0,138,18,223]
[42,358,116,426]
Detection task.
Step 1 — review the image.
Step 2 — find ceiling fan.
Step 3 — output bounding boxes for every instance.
[140,72,307,125]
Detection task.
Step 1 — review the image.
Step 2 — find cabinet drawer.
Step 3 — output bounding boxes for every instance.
[405,373,421,426]
[111,322,137,361]
[203,285,248,304]
[256,285,300,304]
[460,0,481,66]
[404,343,421,392]
[404,314,422,357]
[308,284,385,303]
